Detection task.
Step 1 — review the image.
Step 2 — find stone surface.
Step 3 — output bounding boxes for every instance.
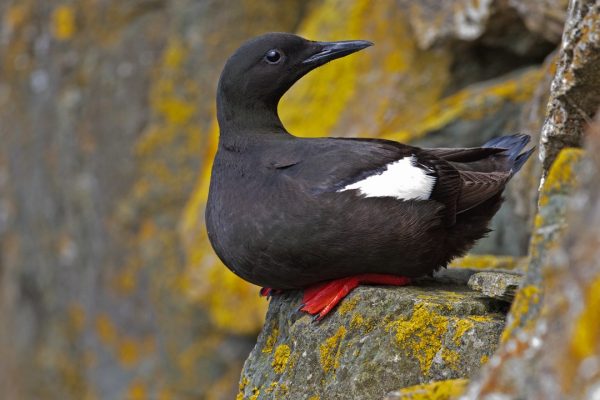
[468,272,523,302]
[0,0,582,399]
[238,274,506,400]
[0,1,312,399]
[461,119,599,400]
[540,0,600,173]
[385,379,468,400]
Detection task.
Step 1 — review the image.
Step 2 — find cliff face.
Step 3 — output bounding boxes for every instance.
[1,0,598,399]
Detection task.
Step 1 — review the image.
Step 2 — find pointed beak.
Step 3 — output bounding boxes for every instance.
[302,40,373,65]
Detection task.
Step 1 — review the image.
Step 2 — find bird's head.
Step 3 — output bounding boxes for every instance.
[216,32,373,131]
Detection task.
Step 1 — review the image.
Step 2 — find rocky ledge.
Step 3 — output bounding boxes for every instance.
[237,271,508,400]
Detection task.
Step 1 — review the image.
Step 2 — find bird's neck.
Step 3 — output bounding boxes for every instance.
[216,90,287,136]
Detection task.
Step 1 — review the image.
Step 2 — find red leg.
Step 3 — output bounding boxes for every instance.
[301,274,411,321]
[259,287,283,298]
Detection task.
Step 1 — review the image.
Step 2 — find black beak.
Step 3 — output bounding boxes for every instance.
[303,40,373,64]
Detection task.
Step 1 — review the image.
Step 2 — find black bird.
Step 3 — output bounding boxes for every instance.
[206,32,534,320]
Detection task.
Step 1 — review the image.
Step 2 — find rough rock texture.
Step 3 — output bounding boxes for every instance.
[461,118,599,400]
[539,0,600,173]
[238,273,506,400]
[385,379,468,400]
[0,1,311,399]
[468,272,523,302]
[0,0,579,399]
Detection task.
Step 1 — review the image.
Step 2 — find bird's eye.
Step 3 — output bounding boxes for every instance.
[265,49,282,64]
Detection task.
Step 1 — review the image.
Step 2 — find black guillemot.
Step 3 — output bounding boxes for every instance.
[205,32,534,320]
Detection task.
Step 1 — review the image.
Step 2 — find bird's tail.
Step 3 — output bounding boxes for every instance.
[483,133,535,174]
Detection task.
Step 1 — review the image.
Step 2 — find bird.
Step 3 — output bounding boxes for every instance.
[205,32,534,320]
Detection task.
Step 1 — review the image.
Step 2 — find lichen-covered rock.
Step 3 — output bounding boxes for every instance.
[462,123,598,400]
[385,379,468,400]
[238,275,505,400]
[500,147,584,342]
[540,0,600,172]
[468,272,523,302]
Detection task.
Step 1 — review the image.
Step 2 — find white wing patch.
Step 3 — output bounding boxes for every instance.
[338,156,436,200]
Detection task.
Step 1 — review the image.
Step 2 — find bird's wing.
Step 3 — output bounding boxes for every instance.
[269,138,463,224]
[455,170,511,212]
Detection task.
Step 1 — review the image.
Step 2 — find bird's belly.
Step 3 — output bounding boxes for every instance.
[207,197,450,289]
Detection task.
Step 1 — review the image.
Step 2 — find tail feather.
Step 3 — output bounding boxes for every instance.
[512,147,535,173]
[483,133,535,174]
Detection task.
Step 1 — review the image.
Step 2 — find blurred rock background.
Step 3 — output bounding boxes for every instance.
[0,0,588,399]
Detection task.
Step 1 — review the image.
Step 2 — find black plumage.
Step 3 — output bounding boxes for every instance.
[205,32,534,292]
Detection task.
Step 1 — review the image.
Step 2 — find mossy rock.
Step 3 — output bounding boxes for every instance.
[238,273,506,400]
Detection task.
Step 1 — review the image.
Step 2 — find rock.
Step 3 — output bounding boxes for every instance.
[0,1,312,399]
[449,255,523,271]
[540,0,600,173]
[462,121,598,399]
[468,272,523,302]
[238,273,506,400]
[384,379,468,400]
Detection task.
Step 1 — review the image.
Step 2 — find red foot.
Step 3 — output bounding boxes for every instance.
[259,287,283,298]
[300,274,411,321]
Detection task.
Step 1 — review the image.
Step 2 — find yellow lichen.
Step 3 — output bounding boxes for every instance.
[319,326,347,373]
[338,296,360,315]
[387,303,449,374]
[95,313,117,346]
[452,319,475,346]
[501,285,540,342]
[51,5,75,40]
[570,276,600,359]
[126,381,147,400]
[449,255,521,270]
[68,303,85,333]
[538,148,584,206]
[249,387,260,400]
[480,354,489,365]
[441,348,461,371]
[391,379,468,400]
[117,337,155,368]
[272,344,291,374]
[387,67,543,143]
[236,376,249,400]
[262,326,280,353]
